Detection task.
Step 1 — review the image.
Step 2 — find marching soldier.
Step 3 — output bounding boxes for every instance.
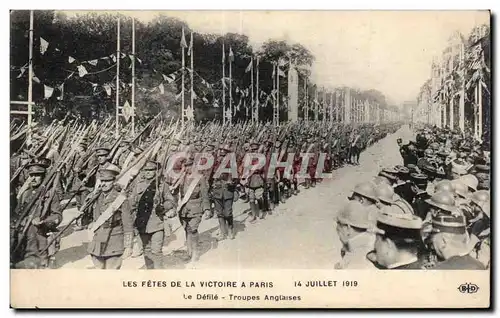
[244,141,266,223]
[334,201,377,269]
[210,145,239,241]
[177,154,211,264]
[87,168,134,269]
[12,162,63,269]
[129,161,177,269]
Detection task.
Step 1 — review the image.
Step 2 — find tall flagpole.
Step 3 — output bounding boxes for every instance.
[250,56,254,123]
[222,42,226,125]
[181,28,186,128]
[131,17,136,134]
[27,10,34,135]
[276,63,280,125]
[190,31,194,121]
[229,48,233,125]
[256,57,259,123]
[115,17,120,138]
[330,91,333,123]
[304,78,308,122]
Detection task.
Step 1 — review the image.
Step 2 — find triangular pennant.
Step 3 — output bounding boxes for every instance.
[162,74,168,81]
[68,56,76,64]
[229,47,234,62]
[159,83,165,95]
[213,99,219,108]
[129,55,134,63]
[136,57,142,64]
[77,65,88,77]
[57,83,64,100]
[245,58,253,73]
[104,84,111,96]
[17,66,26,78]
[55,48,60,52]
[166,75,176,83]
[187,32,193,56]
[111,54,116,63]
[40,37,49,55]
[202,97,209,103]
[176,92,182,100]
[180,28,188,48]
[88,59,98,66]
[33,75,41,84]
[66,72,75,80]
[44,85,54,99]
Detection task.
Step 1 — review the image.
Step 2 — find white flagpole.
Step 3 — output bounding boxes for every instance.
[229,48,232,125]
[222,42,226,125]
[256,57,259,123]
[28,10,34,135]
[251,57,254,123]
[115,17,120,139]
[181,28,185,128]
[131,17,136,134]
[190,31,194,121]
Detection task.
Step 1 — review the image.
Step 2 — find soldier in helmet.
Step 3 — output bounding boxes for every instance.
[348,182,378,207]
[410,173,430,220]
[458,174,478,197]
[334,201,378,269]
[474,164,490,191]
[210,144,239,241]
[243,141,266,223]
[367,205,425,270]
[87,168,134,269]
[11,163,62,269]
[177,153,211,264]
[129,160,177,269]
[426,213,485,270]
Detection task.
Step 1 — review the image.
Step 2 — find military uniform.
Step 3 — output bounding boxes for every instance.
[87,169,134,269]
[210,150,239,240]
[177,157,211,263]
[130,161,176,269]
[12,163,62,269]
[244,142,266,222]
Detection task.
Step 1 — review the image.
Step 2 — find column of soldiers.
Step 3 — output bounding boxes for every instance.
[335,124,490,270]
[10,118,402,269]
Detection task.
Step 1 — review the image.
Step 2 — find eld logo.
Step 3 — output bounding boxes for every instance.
[458,283,479,294]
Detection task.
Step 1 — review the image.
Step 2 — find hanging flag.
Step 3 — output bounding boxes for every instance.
[159,83,165,95]
[236,87,240,93]
[176,92,182,100]
[214,99,219,108]
[256,56,260,66]
[103,84,111,96]
[122,101,132,122]
[77,65,88,77]
[202,97,209,103]
[272,64,276,78]
[137,57,142,64]
[68,56,76,64]
[166,74,175,83]
[17,66,26,78]
[186,107,194,120]
[128,55,134,63]
[57,83,64,100]
[120,53,126,59]
[111,54,117,63]
[66,72,75,80]
[88,59,98,66]
[222,43,225,63]
[55,48,60,52]
[278,58,287,67]
[162,74,168,82]
[33,75,41,84]
[229,47,234,62]
[222,77,227,89]
[180,28,188,48]
[187,32,193,56]
[192,91,197,100]
[44,85,54,99]
[278,67,286,77]
[245,58,253,73]
[40,37,49,55]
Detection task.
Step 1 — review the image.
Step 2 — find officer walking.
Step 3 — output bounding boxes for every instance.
[129,160,177,269]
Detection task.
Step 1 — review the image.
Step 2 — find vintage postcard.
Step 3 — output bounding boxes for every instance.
[9,10,491,308]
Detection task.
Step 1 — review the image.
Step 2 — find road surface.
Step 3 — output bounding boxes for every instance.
[56,125,413,269]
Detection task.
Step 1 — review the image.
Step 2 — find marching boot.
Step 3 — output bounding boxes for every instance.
[217,217,228,241]
[226,217,235,240]
[189,233,200,263]
[184,231,192,260]
[151,252,164,269]
[249,202,259,223]
[131,235,143,258]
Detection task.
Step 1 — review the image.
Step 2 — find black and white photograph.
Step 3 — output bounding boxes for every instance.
[9,9,491,308]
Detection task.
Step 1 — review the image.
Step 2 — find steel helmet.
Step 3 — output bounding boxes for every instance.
[430,142,440,151]
[434,180,454,194]
[351,182,378,201]
[425,191,457,213]
[471,190,490,207]
[424,149,434,157]
[375,183,395,204]
[459,174,479,192]
[372,176,391,186]
[336,201,376,229]
[451,180,469,199]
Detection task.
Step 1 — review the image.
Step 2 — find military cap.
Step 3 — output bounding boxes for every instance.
[378,170,398,181]
[336,201,377,230]
[219,144,231,152]
[437,150,450,158]
[475,164,490,173]
[132,146,144,155]
[372,205,423,240]
[425,191,457,213]
[372,176,392,186]
[170,138,181,146]
[407,164,418,173]
[424,149,434,157]
[33,157,52,169]
[96,147,110,156]
[27,163,47,176]
[431,214,466,234]
[99,168,119,182]
[144,160,160,171]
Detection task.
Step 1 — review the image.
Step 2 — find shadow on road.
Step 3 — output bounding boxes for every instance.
[54,243,88,268]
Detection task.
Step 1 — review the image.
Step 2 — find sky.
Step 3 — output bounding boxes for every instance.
[62,10,489,105]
